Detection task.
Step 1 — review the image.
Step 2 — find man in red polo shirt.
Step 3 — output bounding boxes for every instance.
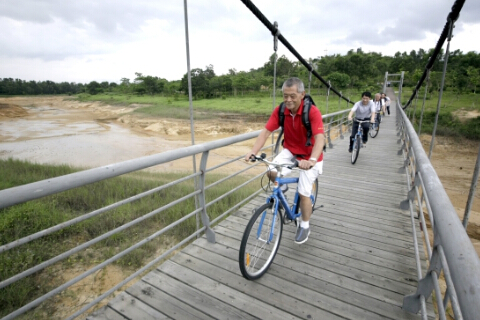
[245,77,325,244]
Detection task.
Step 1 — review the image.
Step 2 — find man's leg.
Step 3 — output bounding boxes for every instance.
[267,170,277,183]
[300,195,312,222]
[266,149,294,182]
[349,121,358,152]
[295,163,321,244]
[362,122,370,143]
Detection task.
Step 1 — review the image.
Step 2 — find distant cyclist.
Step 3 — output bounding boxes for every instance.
[245,77,325,244]
[381,92,391,115]
[373,93,386,126]
[347,92,376,153]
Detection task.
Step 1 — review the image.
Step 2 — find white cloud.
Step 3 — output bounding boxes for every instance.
[0,0,478,83]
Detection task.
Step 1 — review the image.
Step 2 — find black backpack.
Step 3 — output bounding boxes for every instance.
[278,94,316,147]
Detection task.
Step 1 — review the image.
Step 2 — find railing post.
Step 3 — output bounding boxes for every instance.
[463,142,480,228]
[327,117,333,148]
[398,71,405,104]
[418,69,430,135]
[198,151,215,243]
[383,71,388,93]
[183,0,201,235]
[325,80,331,114]
[271,21,280,153]
[429,19,454,160]
[338,113,345,139]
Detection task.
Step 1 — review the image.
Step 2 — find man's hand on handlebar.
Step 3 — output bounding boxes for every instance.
[298,159,315,170]
[245,153,256,162]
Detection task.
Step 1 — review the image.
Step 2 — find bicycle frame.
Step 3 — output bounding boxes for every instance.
[353,120,364,142]
[268,177,301,218]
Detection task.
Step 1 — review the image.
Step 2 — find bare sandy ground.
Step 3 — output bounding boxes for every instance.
[1,96,479,318]
[0,96,265,172]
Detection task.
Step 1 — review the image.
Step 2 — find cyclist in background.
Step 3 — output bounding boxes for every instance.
[381,92,391,115]
[347,92,376,153]
[373,93,386,127]
[245,77,325,244]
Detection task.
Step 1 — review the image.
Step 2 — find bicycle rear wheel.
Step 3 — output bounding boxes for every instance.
[369,123,379,138]
[239,202,283,280]
[351,136,361,164]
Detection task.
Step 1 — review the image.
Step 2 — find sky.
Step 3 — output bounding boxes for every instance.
[1,0,479,84]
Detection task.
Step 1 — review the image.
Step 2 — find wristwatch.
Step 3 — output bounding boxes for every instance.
[309,157,317,162]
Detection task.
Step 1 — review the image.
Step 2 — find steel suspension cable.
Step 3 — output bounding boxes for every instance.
[402,0,465,109]
[240,0,354,106]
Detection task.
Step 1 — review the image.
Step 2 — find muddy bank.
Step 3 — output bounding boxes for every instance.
[0,96,264,171]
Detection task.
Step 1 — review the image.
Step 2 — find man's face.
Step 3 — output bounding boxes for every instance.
[361,95,370,105]
[283,86,305,112]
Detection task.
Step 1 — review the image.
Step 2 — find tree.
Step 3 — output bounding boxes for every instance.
[326,72,350,89]
[467,66,480,94]
[86,81,102,95]
[232,71,250,96]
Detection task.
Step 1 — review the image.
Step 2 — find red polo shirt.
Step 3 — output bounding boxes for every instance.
[266,100,324,162]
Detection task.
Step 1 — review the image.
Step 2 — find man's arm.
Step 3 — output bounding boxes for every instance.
[245,128,272,161]
[299,133,324,170]
[348,110,354,121]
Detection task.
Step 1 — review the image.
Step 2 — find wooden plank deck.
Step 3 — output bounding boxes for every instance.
[87,102,435,319]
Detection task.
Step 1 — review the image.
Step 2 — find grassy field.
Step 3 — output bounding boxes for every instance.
[74,89,362,120]
[75,87,480,140]
[399,88,480,139]
[0,158,260,318]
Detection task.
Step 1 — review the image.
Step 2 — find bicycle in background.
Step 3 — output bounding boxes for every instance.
[369,111,381,138]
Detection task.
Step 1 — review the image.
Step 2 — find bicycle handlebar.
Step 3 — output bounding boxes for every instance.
[249,153,298,169]
[353,119,371,124]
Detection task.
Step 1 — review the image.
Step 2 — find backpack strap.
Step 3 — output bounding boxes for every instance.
[278,102,286,128]
[302,95,314,147]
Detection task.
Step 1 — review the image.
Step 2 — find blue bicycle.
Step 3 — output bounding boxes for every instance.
[351,119,370,164]
[239,153,319,280]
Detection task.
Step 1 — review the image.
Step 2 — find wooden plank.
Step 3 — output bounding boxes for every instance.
[178,241,421,320]
[143,269,258,320]
[105,292,170,320]
[222,214,418,269]
[170,248,379,320]
[209,229,418,294]
[86,305,128,320]
[159,260,303,320]
[126,281,213,320]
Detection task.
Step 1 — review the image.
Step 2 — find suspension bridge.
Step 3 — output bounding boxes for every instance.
[1,0,480,319]
[86,92,436,320]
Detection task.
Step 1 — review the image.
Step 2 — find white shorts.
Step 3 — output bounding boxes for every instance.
[268,149,323,197]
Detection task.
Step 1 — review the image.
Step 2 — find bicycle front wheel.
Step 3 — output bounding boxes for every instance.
[351,136,361,164]
[369,123,379,138]
[239,202,283,280]
[311,178,319,210]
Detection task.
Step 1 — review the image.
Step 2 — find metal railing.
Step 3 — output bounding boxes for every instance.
[0,109,350,319]
[397,99,480,320]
